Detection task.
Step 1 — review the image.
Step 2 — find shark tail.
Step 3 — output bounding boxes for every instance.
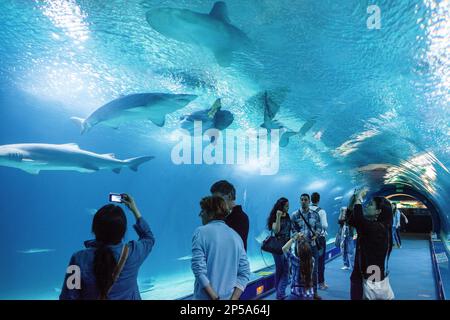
[124,156,155,172]
[70,117,88,134]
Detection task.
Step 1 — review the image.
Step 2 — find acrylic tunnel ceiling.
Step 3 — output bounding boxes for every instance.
[0,0,449,234]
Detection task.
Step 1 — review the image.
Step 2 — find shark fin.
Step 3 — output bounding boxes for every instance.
[112,168,121,174]
[207,98,222,118]
[209,1,230,23]
[213,49,233,67]
[125,156,155,172]
[148,114,166,127]
[298,119,316,136]
[70,117,89,134]
[263,91,281,119]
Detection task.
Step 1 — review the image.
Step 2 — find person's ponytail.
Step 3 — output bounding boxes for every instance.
[91,204,127,298]
[93,244,117,299]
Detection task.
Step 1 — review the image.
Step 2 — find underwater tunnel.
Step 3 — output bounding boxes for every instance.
[0,0,449,301]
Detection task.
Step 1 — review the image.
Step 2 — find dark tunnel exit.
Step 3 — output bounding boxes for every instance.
[374,184,441,236]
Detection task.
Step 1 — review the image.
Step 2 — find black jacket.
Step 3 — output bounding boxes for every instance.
[226,205,249,251]
[347,204,392,280]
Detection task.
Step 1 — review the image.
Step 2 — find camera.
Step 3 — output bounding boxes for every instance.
[109,193,123,203]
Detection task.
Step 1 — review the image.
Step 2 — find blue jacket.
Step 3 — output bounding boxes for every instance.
[59,218,155,300]
[191,220,250,300]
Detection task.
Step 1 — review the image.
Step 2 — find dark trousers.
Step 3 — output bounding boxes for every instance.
[317,236,327,284]
[272,252,290,300]
[350,266,363,300]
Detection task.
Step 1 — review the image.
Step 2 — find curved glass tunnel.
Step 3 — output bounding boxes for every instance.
[0,0,448,299]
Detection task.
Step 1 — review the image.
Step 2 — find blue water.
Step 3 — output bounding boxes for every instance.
[0,0,449,299]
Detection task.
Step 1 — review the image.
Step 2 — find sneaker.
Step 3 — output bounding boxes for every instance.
[341,266,350,270]
[319,283,329,290]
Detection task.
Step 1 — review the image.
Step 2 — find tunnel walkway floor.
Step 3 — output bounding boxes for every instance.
[262,235,437,300]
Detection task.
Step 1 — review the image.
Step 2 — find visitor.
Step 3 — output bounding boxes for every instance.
[267,197,292,300]
[291,193,323,300]
[310,192,328,290]
[60,194,155,300]
[347,188,394,300]
[210,180,249,251]
[191,196,250,300]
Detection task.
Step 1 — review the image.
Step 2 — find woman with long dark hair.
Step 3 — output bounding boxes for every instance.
[266,197,292,300]
[60,194,155,300]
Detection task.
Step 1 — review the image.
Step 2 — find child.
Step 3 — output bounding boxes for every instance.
[283,234,315,300]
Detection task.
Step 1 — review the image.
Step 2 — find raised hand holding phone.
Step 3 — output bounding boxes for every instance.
[121,194,141,219]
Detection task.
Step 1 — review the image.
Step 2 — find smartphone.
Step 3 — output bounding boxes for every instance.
[109,193,123,203]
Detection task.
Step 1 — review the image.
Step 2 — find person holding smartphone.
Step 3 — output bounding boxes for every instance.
[60,194,155,300]
[346,188,394,300]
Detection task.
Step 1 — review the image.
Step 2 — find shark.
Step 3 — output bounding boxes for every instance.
[71,93,198,134]
[146,1,250,66]
[0,143,154,175]
[278,119,317,147]
[180,98,234,142]
[244,88,289,131]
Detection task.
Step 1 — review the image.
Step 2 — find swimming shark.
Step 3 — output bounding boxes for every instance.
[146,1,250,66]
[71,93,198,134]
[245,88,289,132]
[0,143,154,175]
[180,98,234,142]
[278,119,317,147]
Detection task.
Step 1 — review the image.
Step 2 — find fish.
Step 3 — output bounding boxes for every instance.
[146,1,250,66]
[180,98,234,142]
[71,93,198,134]
[0,143,154,175]
[279,120,316,147]
[244,88,288,132]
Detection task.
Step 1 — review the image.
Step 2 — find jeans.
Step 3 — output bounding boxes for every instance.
[317,236,327,284]
[342,236,355,268]
[272,252,290,300]
[392,226,401,246]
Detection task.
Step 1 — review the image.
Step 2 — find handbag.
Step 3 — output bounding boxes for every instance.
[261,232,284,255]
[363,276,394,300]
[360,228,395,300]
